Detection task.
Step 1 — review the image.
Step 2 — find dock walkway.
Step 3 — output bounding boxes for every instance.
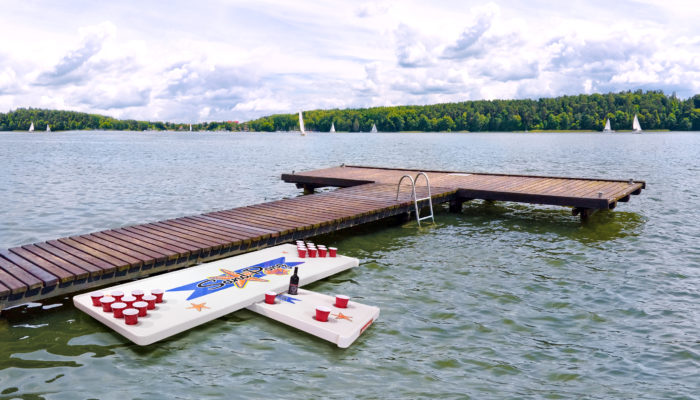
[0,165,644,310]
[283,165,645,214]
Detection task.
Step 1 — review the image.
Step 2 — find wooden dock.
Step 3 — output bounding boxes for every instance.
[283,165,645,217]
[0,165,644,311]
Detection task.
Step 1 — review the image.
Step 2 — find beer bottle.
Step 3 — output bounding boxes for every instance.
[288,267,299,295]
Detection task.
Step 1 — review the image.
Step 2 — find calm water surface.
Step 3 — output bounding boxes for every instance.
[0,131,699,399]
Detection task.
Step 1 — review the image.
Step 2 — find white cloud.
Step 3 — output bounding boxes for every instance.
[35,21,116,86]
[0,0,699,122]
[394,24,436,68]
[0,67,19,94]
[442,4,498,59]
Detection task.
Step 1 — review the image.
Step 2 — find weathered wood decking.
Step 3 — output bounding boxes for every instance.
[283,165,645,217]
[0,165,645,310]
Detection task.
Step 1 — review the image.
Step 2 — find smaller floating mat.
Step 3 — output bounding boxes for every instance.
[248,289,379,348]
[73,244,358,345]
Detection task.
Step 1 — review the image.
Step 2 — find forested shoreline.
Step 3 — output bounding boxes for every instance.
[2,90,699,132]
[250,90,700,132]
[0,109,241,132]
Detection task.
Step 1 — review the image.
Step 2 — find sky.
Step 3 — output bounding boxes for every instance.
[1,0,699,122]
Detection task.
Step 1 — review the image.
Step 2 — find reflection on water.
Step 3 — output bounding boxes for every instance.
[0,131,699,399]
[460,200,646,244]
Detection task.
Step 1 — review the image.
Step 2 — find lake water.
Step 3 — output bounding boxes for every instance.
[0,131,698,399]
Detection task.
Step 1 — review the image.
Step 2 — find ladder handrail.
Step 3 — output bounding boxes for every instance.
[395,173,434,226]
[414,172,435,224]
[396,174,417,201]
[414,172,432,200]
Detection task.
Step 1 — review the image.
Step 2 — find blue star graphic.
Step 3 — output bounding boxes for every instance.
[167,257,304,300]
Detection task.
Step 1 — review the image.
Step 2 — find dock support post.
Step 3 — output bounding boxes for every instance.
[449,199,465,213]
[295,183,317,195]
[572,207,597,221]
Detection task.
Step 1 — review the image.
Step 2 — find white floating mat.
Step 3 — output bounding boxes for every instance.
[247,289,380,348]
[73,244,358,345]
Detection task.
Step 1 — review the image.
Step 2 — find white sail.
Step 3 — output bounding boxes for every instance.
[28,122,34,132]
[370,123,377,133]
[46,124,51,132]
[330,122,335,133]
[299,111,306,136]
[603,119,613,132]
[632,114,642,132]
[189,124,192,132]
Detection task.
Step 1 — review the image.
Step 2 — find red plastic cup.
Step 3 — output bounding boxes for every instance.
[90,292,104,306]
[315,306,331,322]
[142,294,157,309]
[112,302,127,318]
[121,295,136,308]
[297,247,307,258]
[265,291,277,304]
[123,308,139,325]
[133,301,148,317]
[335,294,349,308]
[328,247,337,257]
[151,289,164,303]
[132,289,144,301]
[100,297,115,312]
[306,242,314,247]
[318,248,327,257]
[110,290,124,302]
[308,248,317,258]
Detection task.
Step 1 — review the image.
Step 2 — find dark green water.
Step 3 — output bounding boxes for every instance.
[0,131,698,399]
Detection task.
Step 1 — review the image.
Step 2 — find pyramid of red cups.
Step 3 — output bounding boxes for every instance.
[89,289,165,325]
[295,241,337,258]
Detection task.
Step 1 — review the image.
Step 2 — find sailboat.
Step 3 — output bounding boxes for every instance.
[330,122,335,133]
[370,124,378,133]
[189,124,192,132]
[632,114,642,133]
[299,111,306,136]
[603,119,613,133]
[46,124,51,132]
[28,122,34,132]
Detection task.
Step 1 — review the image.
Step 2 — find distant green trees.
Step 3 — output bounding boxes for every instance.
[248,90,700,132]
[2,91,700,133]
[0,108,244,132]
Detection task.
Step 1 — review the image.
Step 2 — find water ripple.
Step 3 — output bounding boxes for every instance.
[1,131,699,398]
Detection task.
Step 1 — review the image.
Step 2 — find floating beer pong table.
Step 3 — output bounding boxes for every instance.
[73,244,378,347]
[248,289,379,348]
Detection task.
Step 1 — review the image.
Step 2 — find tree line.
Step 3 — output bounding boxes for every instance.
[2,90,699,132]
[0,108,244,132]
[249,90,700,132]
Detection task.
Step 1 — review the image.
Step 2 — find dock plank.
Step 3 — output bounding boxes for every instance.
[129,224,220,250]
[44,240,117,273]
[21,244,94,279]
[91,232,175,261]
[0,262,30,294]
[8,247,76,283]
[104,229,191,256]
[57,237,135,270]
[0,281,10,297]
[0,250,58,287]
[182,216,270,240]
[75,235,153,265]
[150,221,231,246]
[34,242,104,277]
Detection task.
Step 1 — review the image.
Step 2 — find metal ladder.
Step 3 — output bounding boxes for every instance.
[396,172,435,226]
